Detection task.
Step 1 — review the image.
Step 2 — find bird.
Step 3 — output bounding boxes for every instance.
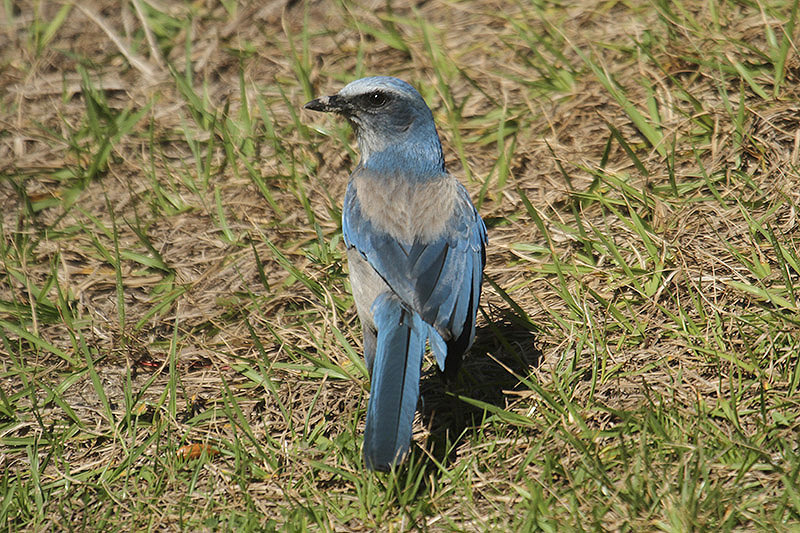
[304,76,486,471]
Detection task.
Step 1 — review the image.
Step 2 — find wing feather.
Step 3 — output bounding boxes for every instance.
[343,175,487,368]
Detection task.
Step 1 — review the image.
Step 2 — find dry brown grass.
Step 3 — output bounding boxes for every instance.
[2,0,800,531]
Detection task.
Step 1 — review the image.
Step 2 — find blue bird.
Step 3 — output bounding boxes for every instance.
[305,76,487,471]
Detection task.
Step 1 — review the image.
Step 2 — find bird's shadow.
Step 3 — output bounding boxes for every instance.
[417,305,543,468]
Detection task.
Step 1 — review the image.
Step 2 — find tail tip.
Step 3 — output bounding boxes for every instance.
[363,445,408,471]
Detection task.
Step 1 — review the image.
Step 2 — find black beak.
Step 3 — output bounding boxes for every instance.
[304,94,347,113]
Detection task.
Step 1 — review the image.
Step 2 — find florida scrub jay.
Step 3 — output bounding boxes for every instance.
[305,76,486,471]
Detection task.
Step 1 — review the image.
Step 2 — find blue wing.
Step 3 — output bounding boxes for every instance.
[343,174,486,372]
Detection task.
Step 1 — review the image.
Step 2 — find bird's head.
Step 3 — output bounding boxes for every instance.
[304,76,445,177]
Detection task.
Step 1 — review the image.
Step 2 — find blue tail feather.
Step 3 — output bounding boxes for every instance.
[363,294,426,471]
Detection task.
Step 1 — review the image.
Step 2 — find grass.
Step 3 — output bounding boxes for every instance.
[2,0,800,530]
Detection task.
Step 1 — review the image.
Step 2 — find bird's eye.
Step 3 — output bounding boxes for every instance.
[360,91,389,108]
